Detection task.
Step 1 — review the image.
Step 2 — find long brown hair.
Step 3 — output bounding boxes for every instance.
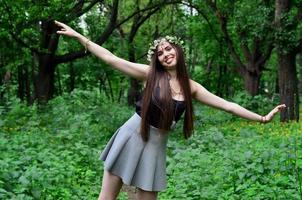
[140,42,194,142]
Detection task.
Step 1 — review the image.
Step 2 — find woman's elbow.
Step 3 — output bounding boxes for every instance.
[223,102,237,113]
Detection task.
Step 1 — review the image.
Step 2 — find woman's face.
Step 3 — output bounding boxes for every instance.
[157,41,177,69]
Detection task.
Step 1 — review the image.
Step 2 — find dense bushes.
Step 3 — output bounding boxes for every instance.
[1,90,301,199]
[0,90,132,200]
[161,124,302,199]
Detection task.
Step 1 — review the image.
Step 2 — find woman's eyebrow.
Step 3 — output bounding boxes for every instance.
[157,49,163,53]
[158,45,170,51]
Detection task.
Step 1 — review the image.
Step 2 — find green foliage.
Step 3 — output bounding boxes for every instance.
[274,5,302,53]
[0,89,132,199]
[1,90,302,199]
[160,104,302,200]
[3,0,299,102]
[0,0,302,198]
[231,91,279,114]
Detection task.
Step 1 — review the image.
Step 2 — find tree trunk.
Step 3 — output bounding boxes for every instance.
[275,76,279,95]
[275,0,299,121]
[127,42,141,106]
[298,55,302,94]
[2,71,11,103]
[99,74,110,99]
[0,72,3,100]
[25,65,31,104]
[207,1,274,96]
[242,64,261,96]
[128,78,140,105]
[125,1,161,105]
[34,54,57,103]
[105,71,114,101]
[217,64,229,97]
[278,53,299,121]
[69,62,75,92]
[17,64,31,103]
[17,65,25,101]
[56,67,62,95]
[33,20,59,103]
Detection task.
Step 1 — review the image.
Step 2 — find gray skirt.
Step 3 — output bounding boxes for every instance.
[100,113,169,192]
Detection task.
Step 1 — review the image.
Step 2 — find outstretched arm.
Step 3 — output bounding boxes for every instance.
[190,80,286,123]
[55,21,150,80]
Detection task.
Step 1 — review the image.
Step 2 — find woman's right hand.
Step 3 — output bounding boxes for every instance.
[55,20,79,38]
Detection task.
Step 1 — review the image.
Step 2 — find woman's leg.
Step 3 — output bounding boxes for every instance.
[136,188,158,200]
[98,170,123,200]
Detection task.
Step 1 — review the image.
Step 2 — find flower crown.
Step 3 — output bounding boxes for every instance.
[147,36,184,62]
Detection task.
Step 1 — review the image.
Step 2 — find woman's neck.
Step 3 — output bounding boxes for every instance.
[167,69,177,80]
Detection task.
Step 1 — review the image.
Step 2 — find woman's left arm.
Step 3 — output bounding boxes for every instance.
[190,80,286,123]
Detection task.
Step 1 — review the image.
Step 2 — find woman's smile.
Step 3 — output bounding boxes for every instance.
[165,56,174,64]
[157,41,177,68]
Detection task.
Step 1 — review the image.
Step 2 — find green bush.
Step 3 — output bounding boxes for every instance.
[0,89,132,199]
[231,91,279,114]
[1,89,301,199]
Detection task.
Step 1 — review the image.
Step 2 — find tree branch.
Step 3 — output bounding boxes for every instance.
[2,1,40,54]
[74,0,102,18]
[252,38,261,60]
[55,0,181,64]
[294,38,302,54]
[207,1,246,74]
[55,0,119,64]
[181,1,221,44]
[238,30,252,62]
[115,0,181,28]
[129,6,161,42]
[257,43,274,67]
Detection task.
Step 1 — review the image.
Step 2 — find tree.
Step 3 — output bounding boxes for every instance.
[124,0,161,105]
[183,2,236,97]
[1,0,184,103]
[1,0,104,103]
[203,0,276,96]
[274,0,302,121]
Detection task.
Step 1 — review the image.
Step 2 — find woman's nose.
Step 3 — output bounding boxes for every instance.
[163,50,168,57]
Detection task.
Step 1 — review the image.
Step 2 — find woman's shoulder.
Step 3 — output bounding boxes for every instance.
[189,79,198,95]
[189,79,207,97]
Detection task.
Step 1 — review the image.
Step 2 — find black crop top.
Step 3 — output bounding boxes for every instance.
[135,89,186,129]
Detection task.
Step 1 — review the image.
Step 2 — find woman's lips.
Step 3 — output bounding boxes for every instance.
[165,56,174,64]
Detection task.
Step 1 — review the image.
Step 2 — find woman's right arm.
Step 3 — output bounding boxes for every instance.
[55,21,150,80]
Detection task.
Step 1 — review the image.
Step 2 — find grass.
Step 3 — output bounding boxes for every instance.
[1,90,302,199]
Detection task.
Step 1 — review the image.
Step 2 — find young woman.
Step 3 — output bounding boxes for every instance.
[55,21,286,200]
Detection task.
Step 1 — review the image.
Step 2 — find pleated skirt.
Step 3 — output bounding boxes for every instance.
[100,113,169,192]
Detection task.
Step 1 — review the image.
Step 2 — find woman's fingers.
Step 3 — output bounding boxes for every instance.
[277,104,286,110]
[54,21,69,33]
[54,21,74,36]
[54,20,65,28]
[56,31,66,34]
[265,104,286,121]
[56,29,67,34]
[55,21,65,33]
[273,104,286,114]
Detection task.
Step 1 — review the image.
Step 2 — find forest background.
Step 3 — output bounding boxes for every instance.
[1,0,302,199]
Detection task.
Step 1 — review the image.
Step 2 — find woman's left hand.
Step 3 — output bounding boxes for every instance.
[263,104,286,122]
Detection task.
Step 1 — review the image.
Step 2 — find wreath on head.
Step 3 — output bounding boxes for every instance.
[147,36,184,62]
